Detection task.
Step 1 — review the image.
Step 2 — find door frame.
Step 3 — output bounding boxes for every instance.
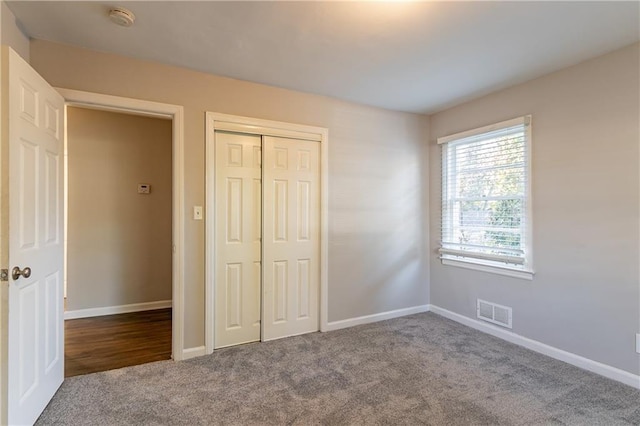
[204,112,329,354]
[57,88,186,361]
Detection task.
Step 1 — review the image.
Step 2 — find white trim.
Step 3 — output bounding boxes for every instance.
[429,304,640,389]
[437,115,530,145]
[319,122,329,333]
[324,305,430,332]
[205,112,329,353]
[439,247,525,265]
[441,258,534,280]
[59,89,177,119]
[523,116,534,272]
[64,300,172,320]
[63,105,68,300]
[57,88,185,361]
[205,120,215,354]
[182,346,206,360]
[207,112,322,141]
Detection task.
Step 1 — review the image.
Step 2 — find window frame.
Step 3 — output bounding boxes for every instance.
[438,116,534,280]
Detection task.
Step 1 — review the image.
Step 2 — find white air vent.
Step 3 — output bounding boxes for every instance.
[477,299,512,329]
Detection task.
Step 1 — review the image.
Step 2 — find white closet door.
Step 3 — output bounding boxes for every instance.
[214,132,262,348]
[262,136,320,340]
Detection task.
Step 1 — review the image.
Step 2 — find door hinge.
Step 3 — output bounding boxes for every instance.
[0,269,8,282]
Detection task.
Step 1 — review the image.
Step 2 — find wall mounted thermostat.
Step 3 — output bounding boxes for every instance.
[138,184,151,194]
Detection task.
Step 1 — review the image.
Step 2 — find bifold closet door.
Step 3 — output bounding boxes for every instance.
[262,136,320,340]
[214,132,262,348]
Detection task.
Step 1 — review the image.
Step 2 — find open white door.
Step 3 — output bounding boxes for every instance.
[3,47,65,425]
[262,136,319,340]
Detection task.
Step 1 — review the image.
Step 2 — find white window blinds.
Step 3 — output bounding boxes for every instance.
[439,116,532,270]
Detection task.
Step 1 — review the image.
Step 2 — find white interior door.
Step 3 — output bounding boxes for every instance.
[214,131,262,348]
[5,47,65,425]
[262,136,320,340]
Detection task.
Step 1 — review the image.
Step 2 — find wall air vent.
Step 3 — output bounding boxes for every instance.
[477,299,512,329]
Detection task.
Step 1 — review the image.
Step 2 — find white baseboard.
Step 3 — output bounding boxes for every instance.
[323,304,430,332]
[429,304,640,389]
[64,300,172,320]
[182,346,206,360]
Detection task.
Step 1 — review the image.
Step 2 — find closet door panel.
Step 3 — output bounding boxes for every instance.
[262,136,320,340]
[214,132,262,348]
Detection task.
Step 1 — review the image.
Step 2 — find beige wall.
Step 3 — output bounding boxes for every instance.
[30,40,430,348]
[1,2,29,62]
[429,43,640,375]
[66,107,172,311]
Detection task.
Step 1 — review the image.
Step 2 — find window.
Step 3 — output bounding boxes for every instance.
[438,116,533,279]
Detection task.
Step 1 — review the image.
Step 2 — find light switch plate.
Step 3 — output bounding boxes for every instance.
[193,206,203,220]
[138,183,150,194]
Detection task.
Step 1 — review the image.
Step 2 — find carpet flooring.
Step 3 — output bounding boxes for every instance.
[37,312,640,425]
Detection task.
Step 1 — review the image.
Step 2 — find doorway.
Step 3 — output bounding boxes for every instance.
[57,89,186,365]
[63,106,173,376]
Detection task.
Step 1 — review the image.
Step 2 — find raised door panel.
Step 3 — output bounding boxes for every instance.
[19,79,39,125]
[225,178,243,243]
[18,281,39,403]
[252,262,261,327]
[225,264,242,329]
[18,139,39,250]
[273,261,288,323]
[297,259,310,319]
[43,272,61,373]
[44,151,60,245]
[297,181,311,241]
[273,180,288,242]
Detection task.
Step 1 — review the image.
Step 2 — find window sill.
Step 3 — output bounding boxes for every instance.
[440,257,534,280]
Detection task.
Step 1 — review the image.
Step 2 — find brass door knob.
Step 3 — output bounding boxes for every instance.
[12,266,31,280]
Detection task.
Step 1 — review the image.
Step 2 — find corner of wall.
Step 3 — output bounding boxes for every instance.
[1,1,30,63]
[421,114,431,305]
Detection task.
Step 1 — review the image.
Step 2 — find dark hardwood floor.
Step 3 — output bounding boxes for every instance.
[65,308,172,377]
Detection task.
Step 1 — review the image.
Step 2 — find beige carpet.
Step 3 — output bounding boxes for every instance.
[37,313,640,425]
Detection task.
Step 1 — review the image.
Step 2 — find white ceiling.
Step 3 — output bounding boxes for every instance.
[7,1,640,114]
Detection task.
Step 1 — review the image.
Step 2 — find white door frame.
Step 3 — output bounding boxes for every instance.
[57,88,186,361]
[205,112,329,354]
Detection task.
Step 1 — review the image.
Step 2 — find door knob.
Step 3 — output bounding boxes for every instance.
[12,266,31,280]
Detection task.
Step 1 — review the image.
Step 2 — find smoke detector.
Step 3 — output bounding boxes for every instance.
[109,7,135,27]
